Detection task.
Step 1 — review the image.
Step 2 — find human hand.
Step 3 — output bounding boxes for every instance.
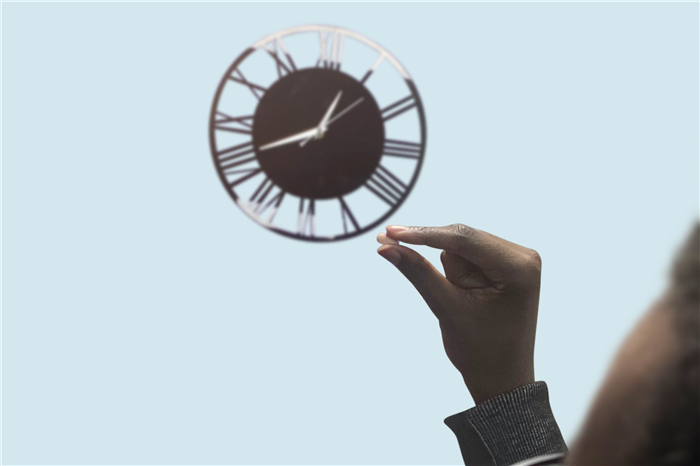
[376,224,542,404]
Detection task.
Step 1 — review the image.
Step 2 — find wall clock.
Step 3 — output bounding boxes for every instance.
[209,25,426,241]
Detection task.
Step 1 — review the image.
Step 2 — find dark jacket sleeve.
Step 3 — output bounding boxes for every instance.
[444,381,567,466]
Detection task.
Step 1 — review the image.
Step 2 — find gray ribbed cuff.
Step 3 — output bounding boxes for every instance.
[444,382,567,466]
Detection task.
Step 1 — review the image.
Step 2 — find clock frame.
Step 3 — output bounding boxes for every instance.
[209,24,426,242]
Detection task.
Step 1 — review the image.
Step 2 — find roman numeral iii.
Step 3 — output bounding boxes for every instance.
[383,139,421,159]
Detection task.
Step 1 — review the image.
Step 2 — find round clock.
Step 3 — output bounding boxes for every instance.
[209,25,426,241]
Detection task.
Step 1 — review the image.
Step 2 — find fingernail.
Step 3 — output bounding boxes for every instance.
[376,233,399,245]
[386,225,406,235]
[377,245,401,265]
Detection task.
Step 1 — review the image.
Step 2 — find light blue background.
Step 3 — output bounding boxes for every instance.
[2,2,698,465]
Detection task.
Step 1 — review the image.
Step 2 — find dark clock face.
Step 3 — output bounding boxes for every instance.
[254,68,384,199]
[209,25,426,241]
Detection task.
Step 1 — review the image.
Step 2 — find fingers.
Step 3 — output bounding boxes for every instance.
[440,251,492,290]
[385,223,521,272]
[377,242,456,321]
[376,233,398,245]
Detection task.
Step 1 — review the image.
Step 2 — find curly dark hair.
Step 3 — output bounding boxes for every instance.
[646,222,700,465]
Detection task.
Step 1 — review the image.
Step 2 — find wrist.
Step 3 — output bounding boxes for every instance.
[463,369,535,405]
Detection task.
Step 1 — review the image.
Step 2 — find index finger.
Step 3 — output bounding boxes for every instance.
[385,223,520,271]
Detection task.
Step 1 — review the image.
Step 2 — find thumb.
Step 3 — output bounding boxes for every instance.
[440,250,492,290]
[377,244,456,320]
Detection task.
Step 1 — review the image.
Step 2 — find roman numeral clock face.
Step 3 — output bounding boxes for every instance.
[209,25,426,241]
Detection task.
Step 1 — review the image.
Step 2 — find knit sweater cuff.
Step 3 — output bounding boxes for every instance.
[444,381,567,466]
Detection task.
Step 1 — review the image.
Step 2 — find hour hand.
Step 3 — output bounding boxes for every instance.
[319,91,343,131]
[299,91,343,148]
[259,127,318,151]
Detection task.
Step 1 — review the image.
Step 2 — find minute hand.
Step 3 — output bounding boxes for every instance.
[259,127,318,151]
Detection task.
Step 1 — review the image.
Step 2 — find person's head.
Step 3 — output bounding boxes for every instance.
[568,222,699,465]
